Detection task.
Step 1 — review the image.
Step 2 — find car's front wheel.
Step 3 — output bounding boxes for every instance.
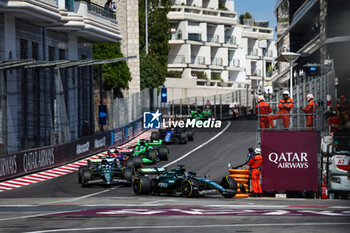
[133,176,152,195]
[181,178,199,197]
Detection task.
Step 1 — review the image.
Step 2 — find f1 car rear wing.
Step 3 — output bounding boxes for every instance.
[138,167,167,175]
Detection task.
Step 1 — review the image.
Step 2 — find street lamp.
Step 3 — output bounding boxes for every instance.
[278,52,300,97]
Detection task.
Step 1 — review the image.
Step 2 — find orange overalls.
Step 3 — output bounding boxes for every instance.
[256,101,272,128]
[249,154,263,194]
[302,99,317,130]
[328,115,343,133]
[269,97,294,128]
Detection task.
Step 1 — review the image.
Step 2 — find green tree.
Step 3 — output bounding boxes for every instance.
[139,0,172,89]
[140,53,165,90]
[93,42,131,97]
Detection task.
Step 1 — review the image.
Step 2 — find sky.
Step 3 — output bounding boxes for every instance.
[234,0,277,39]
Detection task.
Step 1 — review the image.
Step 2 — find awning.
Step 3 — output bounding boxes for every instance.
[0,56,137,70]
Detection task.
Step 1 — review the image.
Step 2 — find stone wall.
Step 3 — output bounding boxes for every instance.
[93,0,140,95]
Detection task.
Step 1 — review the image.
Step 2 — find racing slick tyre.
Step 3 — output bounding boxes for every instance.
[181,178,199,198]
[81,169,92,187]
[158,146,169,161]
[126,158,134,168]
[179,132,188,144]
[220,176,238,198]
[133,176,152,195]
[78,166,88,183]
[147,150,157,164]
[187,129,194,141]
[150,132,159,142]
[132,156,143,169]
[122,167,133,183]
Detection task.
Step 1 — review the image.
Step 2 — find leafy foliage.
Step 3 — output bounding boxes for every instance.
[93,42,131,96]
[140,53,165,90]
[139,0,172,89]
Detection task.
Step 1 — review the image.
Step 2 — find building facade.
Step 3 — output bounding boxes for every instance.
[165,0,276,102]
[0,0,122,154]
[273,0,350,107]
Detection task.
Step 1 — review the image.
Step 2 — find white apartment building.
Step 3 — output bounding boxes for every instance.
[166,0,276,101]
[0,0,121,153]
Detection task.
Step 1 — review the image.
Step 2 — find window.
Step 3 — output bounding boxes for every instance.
[20,39,28,59]
[48,46,55,61]
[32,42,39,60]
[81,55,87,60]
[59,49,66,60]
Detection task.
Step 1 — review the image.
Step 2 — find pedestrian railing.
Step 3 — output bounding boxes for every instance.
[256,101,318,131]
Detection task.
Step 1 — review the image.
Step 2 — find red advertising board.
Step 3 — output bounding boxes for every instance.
[261,131,320,191]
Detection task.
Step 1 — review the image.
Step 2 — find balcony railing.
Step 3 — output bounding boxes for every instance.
[170,32,183,40]
[207,34,219,43]
[225,36,236,45]
[251,69,261,76]
[87,2,116,20]
[228,59,240,67]
[248,48,258,56]
[266,71,273,77]
[191,56,205,65]
[211,57,223,66]
[266,50,274,57]
[188,33,202,41]
[168,55,185,64]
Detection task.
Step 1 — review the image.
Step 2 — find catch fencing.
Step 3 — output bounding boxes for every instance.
[169,89,254,120]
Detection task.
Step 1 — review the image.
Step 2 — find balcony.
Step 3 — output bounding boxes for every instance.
[207,34,219,43]
[168,6,237,25]
[251,69,261,77]
[0,0,61,25]
[228,59,240,67]
[211,57,223,66]
[191,56,205,65]
[168,55,185,64]
[188,33,202,42]
[87,1,116,20]
[170,31,183,40]
[247,48,258,57]
[225,36,237,45]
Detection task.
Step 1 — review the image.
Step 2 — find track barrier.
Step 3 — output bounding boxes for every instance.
[229,168,250,198]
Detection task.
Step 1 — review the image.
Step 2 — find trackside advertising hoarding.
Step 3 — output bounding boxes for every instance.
[0,117,145,181]
[261,131,320,191]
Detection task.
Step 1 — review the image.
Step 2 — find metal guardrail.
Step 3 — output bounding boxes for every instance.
[87,2,116,20]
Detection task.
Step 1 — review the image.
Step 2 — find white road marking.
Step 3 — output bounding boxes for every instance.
[39,188,117,205]
[24,222,350,233]
[163,121,231,167]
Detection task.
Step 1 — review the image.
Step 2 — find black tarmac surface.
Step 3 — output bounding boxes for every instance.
[0,120,349,233]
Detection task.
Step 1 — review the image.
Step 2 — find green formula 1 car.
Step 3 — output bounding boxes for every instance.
[190,109,212,121]
[123,139,169,165]
[133,165,238,198]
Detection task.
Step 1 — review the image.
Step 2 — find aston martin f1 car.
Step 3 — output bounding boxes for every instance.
[78,155,133,187]
[121,139,169,164]
[132,165,237,198]
[152,127,194,144]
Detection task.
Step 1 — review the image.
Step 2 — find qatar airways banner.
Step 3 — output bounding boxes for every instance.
[261,131,320,191]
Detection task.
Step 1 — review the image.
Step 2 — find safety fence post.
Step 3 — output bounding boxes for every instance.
[214,95,216,118]
[220,94,222,120]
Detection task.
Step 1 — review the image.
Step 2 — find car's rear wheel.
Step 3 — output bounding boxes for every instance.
[133,156,143,169]
[81,169,92,187]
[147,150,157,164]
[133,176,152,195]
[158,146,169,161]
[180,132,188,144]
[126,158,134,168]
[150,132,159,142]
[187,129,194,141]
[78,166,88,183]
[122,167,133,182]
[181,178,199,197]
[220,176,238,198]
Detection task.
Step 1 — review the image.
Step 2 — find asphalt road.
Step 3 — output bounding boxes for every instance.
[0,120,349,233]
